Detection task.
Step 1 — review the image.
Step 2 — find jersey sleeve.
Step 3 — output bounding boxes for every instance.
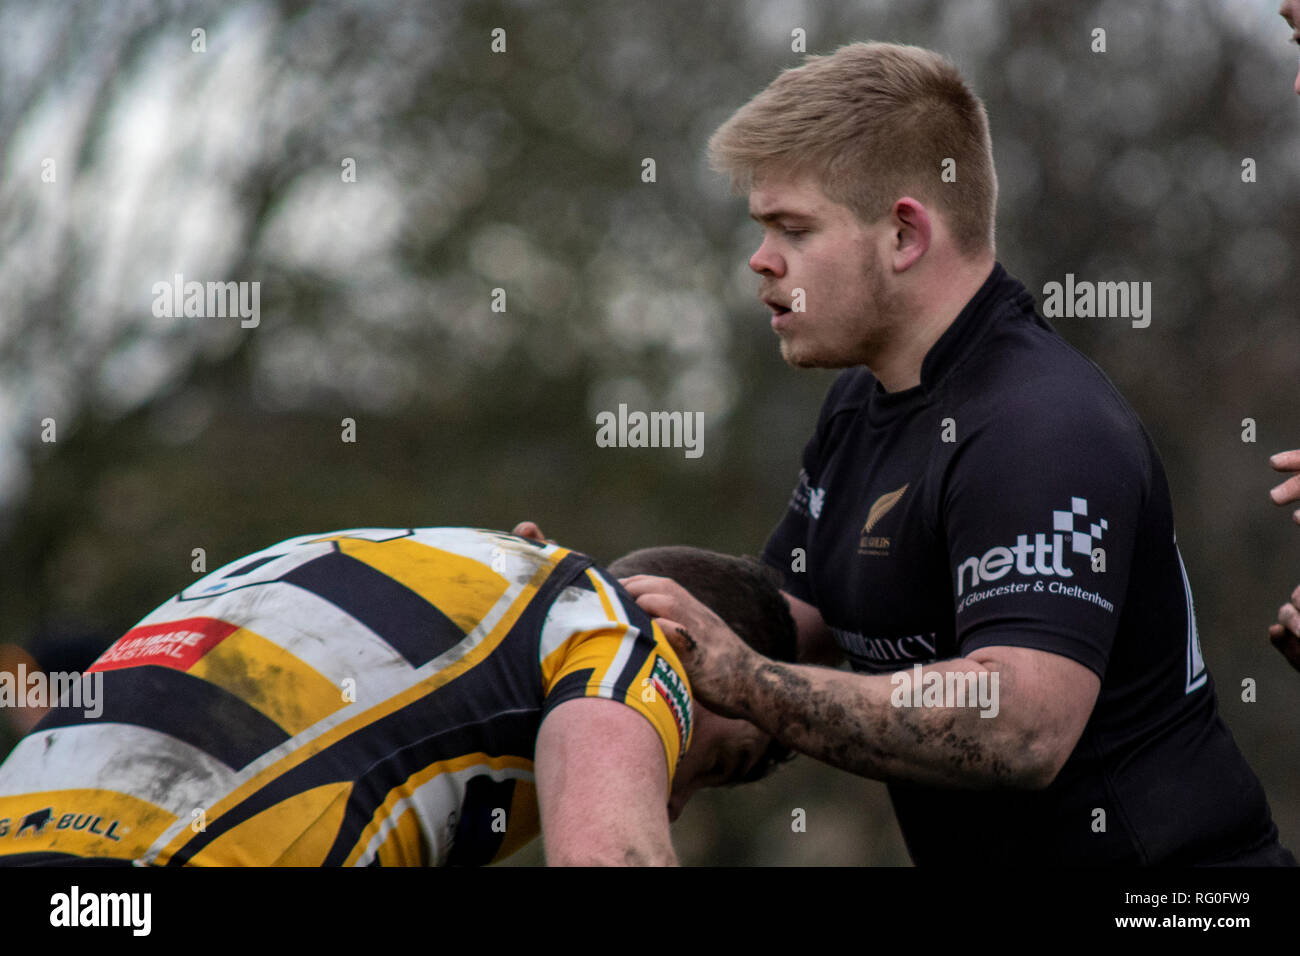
[537,566,693,785]
[943,384,1150,678]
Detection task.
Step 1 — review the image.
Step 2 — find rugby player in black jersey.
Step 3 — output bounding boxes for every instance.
[622,41,1296,865]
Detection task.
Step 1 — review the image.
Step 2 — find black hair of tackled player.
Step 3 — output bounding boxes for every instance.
[606,546,799,782]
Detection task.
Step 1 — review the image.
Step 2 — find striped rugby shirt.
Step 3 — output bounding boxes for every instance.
[0,527,693,866]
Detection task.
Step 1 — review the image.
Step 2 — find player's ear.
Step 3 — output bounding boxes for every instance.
[889,197,931,271]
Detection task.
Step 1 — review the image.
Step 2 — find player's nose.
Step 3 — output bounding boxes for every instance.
[749,238,784,277]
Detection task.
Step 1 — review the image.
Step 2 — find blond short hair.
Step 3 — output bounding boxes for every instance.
[707,42,997,256]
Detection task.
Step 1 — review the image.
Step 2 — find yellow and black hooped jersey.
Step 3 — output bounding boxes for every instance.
[0,528,693,866]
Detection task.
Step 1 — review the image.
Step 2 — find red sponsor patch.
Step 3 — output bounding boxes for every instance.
[88,617,239,673]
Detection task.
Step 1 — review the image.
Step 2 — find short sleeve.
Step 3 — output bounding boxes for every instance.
[538,566,693,784]
[761,462,821,604]
[944,389,1149,678]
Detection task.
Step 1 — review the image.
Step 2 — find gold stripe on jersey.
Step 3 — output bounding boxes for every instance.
[334,537,510,635]
[149,548,572,866]
[585,569,636,688]
[539,627,614,692]
[185,781,352,866]
[0,789,175,860]
[590,568,620,621]
[340,752,533,867]
[496,778,540,862]
[187,626,344,736]
[374,806,425,867]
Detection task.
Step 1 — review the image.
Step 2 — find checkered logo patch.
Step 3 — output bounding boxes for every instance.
[1053,496,1108,556]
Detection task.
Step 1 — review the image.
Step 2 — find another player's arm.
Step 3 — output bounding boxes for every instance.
[624,575,1098,789]
[741,643,1098,788]
[534,695,676,866]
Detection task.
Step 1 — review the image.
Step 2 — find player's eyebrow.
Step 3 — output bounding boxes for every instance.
[749,208,816,225]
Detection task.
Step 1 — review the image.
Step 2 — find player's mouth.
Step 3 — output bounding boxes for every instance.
[763,297,793,329]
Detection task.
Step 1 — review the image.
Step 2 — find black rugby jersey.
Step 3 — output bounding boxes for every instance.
[763,263,1292,865]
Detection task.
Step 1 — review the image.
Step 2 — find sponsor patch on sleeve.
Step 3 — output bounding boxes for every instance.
[650,655,692,751]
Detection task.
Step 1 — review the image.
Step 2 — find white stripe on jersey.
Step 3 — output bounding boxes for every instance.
[537,581,623,662]
[0,723,238,815]
[588,571,641,699]
[133,583,419,703]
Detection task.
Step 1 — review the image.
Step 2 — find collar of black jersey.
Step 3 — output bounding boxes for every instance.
[867,260,1033,419]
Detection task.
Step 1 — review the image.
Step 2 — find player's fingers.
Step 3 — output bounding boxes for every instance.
[629,589,679,623]
[619,575,683,601]
[653,617,693,658]
[621,580,671,621]
[1268,473,1300,505]
[511,521,551,542]
[1290,582,1300,606]
[1279,601,1300,637]
[1269,449,1300,472]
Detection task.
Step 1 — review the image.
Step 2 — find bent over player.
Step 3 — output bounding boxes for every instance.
[0,527,794,865]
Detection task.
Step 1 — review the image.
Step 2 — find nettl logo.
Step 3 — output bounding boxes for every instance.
[956,497,1106,596]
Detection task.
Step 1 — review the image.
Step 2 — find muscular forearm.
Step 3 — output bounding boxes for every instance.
[731,655,1049,789]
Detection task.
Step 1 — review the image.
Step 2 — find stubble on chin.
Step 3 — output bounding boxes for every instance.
[779,335,856,370]
[779,337,816,369]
